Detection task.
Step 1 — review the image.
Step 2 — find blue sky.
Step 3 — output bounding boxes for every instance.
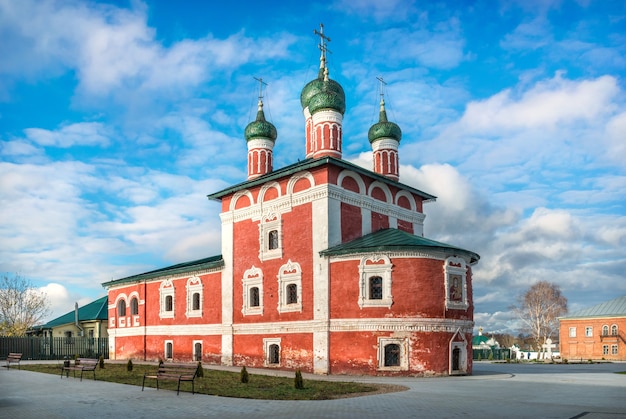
[1,0,625,334]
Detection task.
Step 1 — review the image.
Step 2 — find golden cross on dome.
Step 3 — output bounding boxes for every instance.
[376,76,387,100]
[253,76,268,102]
[314,23,332,61]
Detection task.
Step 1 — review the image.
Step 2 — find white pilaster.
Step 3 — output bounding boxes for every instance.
[220,212,234,365]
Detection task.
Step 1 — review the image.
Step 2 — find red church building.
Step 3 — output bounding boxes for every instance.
[102,26,479,376]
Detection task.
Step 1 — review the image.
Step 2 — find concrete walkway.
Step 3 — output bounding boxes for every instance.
[1,361,625,418]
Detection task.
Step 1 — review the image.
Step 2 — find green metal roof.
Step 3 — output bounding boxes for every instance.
[320,228,480,264]
[41,296,108,329]
[472,335,489,346]
[560,295,626,319]
[101,255,224,288]
[207,156,436,202]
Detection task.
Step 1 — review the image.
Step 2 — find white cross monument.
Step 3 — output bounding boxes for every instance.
[542,338,557,359]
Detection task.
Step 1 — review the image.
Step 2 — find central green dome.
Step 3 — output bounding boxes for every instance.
[300,69,345,112]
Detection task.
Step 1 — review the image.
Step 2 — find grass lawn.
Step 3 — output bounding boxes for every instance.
[21,362,404,400]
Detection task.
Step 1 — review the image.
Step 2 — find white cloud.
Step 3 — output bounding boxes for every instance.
[24,122,111,148]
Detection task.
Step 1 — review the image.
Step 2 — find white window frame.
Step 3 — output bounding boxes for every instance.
[603,345,609,355]
[259,212,283,261]
[569,327,576,338]
[159,279,175,319]
[185,276,203,318]
[611,344,618,355]
[242,266,264,316]
[611,324,618,336]
[377,337,408,371]
[444,256,469,310]
[263,338,281,367]
[358,255,393,309]
[585,326,593,337]
[602,325,609,336]
[277,260,302,313]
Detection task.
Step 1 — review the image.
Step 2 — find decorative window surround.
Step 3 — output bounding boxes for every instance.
[159,279,175,319]
[259,212,283,261]
[444,256,469,310]
[358,255,393,309]
[377,337,408,371]
[277,260,302,313]
[185,276,203,318]
[242,266,264,316]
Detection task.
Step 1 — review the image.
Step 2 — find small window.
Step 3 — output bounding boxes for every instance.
[250,287,260,307]
[611,325,618,336]
[165,295,173,311]
[242,266,263,316]
[358,255,393,309]
[159,280,175,319]
[287,284,298,304]
[603,345,609,355]
[612,345,618,355]
[277,260,302,313]
[64,331,73,344]
[569,327,576,338]
[186,276,203,318]
[194,342,202,362]
[585,327,593,337]
[269,344,280,364]
[369,276,383,300]
[264,338,281,367]
[602,325,609,336]
[130,297,139,315]
[192,292,200,311]
[384,344,400,367]
[117,300,126,316]
[268,230,279,250]
[165,341,173,359]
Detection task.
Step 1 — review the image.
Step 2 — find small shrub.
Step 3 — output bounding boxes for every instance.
[563,358,568,364]
[196,361,204,378]
[98,355,105,369]
[240,366,249,383]
[488,352,493,361]
[477,353,482,361]
[126,359,133,372]
[294,369,304,390]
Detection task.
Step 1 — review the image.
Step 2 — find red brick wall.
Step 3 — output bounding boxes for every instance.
[559,317,625,361]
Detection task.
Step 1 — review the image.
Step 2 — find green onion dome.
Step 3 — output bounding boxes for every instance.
[367,100,401,144]
[307,83,346,115]
[244,101,277,142]
[300,69,345,112]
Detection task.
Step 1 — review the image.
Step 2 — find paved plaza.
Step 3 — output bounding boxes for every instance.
[1,361,625,418]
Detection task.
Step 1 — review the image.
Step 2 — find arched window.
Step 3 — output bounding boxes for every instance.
[269,344,280,364]
[286,284,298,304]
[250,287,260,307]
[165,295,173,312]
[611,324,618,336]
[369,276,383,300]
[130,297,139,315]
[192,292,200,311]
[117,300,126,317]
[602,325,609,336]
[384,344,400,367]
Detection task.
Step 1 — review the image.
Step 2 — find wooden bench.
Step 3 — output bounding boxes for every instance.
[61,358,98,381]
[4,353,22,369]
[142,362,199,395]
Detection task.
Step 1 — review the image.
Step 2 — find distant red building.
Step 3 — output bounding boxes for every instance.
[102,27,479,376]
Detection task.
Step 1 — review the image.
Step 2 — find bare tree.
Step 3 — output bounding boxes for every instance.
[511,281,567,357]
[0,274,50,336]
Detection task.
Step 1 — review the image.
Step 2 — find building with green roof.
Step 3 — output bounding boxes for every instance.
[559,295,626,361]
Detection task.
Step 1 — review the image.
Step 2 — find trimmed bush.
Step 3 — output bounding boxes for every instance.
[196,361,204,378]
[294,369,304,390]
[240,366,249,383]
[126,359,133,372]
[99,355,105,369]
